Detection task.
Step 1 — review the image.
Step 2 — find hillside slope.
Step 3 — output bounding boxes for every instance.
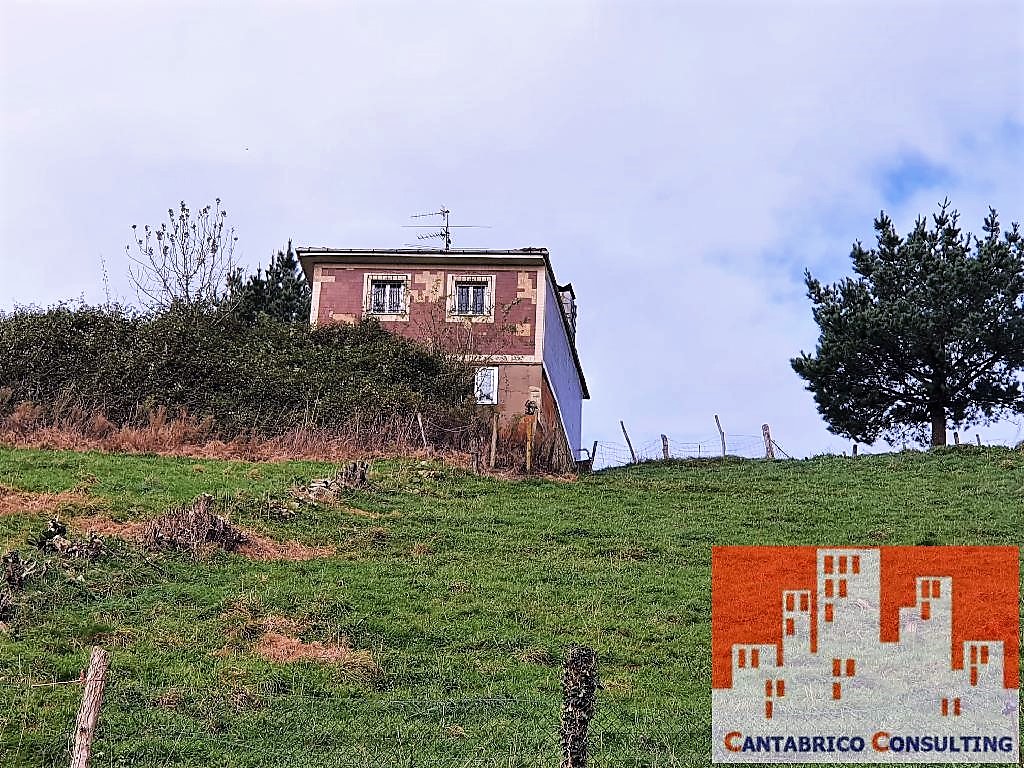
[0,447,1021,767]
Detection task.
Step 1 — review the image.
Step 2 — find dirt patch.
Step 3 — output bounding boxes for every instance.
[254,631,377,670]
[69,515,144,539]
[0,486,98,517]
[238,535,334,562]
[221,607,376,672]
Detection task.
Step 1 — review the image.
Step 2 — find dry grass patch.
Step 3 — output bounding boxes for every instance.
[254,631,377,669]
[0,486,99,517]
[221,603,377,673]
[237,535,334,561]
[68,515,144,539]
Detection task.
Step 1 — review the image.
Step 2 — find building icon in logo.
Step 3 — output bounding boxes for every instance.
[711,547,1019,763]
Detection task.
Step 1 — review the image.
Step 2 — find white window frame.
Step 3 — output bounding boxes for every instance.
[474,366,499,405]
[446,274,495,323]
[363,273,411,320]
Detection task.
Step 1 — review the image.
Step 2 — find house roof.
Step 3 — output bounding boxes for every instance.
[296,246,589,399]
[295,247,550,278]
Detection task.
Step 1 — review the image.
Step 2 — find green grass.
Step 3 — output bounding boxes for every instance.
[0,446,1021,766]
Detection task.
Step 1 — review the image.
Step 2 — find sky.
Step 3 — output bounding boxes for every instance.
[1,0,1023,460]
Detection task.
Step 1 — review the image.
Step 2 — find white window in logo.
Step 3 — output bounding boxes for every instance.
[474,366,498,405]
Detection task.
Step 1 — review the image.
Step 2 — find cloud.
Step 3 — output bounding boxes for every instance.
[1,0,1022,457]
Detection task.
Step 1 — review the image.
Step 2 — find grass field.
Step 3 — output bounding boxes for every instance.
[0,446,1021,766]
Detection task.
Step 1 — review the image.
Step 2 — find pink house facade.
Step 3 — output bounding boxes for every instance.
[296,247,589,461]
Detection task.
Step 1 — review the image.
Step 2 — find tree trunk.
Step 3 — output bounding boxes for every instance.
[930,407,947,447]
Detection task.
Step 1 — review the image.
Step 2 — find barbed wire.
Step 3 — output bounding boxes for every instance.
[591,430,783,470]
[423,418,479,434]
[1,678,712,767]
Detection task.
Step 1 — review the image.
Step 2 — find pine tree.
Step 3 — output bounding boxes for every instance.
[792,200,1024,447]
[226,240,311,324]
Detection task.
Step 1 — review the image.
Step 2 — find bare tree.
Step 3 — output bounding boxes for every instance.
[127,199,238,311]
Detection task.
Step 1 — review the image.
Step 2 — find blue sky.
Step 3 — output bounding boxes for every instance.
[1,0,1022,459]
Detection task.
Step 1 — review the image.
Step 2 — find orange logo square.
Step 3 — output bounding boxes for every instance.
[711,546,1019,763]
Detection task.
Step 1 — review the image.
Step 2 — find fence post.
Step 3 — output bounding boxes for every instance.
[70,646,110,768]
[416,413,429,451]
[661,434,670,460]
[590,440,598,470]
[953,431,960,446]
[560,645,598,768]
[976,434,981,446]
[525,414,536,473]
[714,414,726,457]
[489,412,498,469]
[761,424,775,460]
[619,421,637,464]
[852,444,858,458]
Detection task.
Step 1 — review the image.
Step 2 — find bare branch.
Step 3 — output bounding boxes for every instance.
[126,199,237,311]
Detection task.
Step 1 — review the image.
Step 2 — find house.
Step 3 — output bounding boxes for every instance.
[296,247,589,463]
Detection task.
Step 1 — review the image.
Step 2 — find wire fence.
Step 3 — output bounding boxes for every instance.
[1,675,710,767]
[591,432,783,471]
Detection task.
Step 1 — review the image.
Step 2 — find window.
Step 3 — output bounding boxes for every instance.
[446,274,495,322]
[364,273,410,318]
[474,366,498,405]
[455,281,488,315]
[371,280,405,314]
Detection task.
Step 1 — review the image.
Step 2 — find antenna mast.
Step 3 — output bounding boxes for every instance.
[403,207,489,251]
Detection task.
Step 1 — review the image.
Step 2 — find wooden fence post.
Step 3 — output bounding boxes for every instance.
[661,434,670,460]
[70,646,110,768]
[852,444,858,458]
[762,424,775,460]
[976,434,981,446]
[714,414,726,457]
[560,646,598,768]
[953,431,960,446]
[525,414,535,473]
[620,421,637,464]
[590,440,598,470]
[489,412,498,469]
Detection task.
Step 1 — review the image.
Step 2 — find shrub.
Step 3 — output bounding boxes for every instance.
[0,303,476,440]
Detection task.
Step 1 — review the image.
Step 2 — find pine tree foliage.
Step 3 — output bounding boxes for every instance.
[226,240,311,323]
[792,200,1024,447]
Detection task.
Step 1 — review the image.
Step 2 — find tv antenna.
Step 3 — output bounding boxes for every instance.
[402,207,490,251]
